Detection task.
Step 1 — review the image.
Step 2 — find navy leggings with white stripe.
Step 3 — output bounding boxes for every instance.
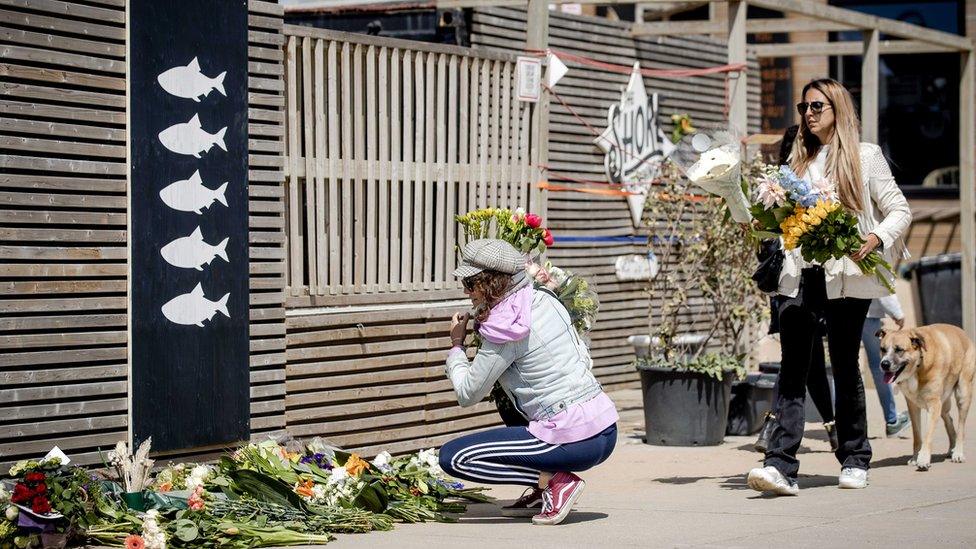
[438,424,617,487]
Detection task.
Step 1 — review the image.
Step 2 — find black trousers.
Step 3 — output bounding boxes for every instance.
[766,267,872,479]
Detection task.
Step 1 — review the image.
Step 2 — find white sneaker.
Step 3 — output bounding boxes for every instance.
[838,467,869,489]
[747,466,799,496]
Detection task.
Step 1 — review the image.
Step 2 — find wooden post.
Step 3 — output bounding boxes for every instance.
[527,0,549,219]
[960,49,975,341]
[727,1,747,132]
[861,29,879,143]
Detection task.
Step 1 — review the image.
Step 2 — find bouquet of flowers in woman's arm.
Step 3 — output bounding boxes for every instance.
[750,164,895,293]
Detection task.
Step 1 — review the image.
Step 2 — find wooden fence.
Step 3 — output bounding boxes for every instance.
[282,26,541,306]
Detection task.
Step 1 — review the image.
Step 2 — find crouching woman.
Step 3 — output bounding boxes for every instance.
[438,238,618,526]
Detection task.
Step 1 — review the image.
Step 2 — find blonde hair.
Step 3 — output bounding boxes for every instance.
[790,78,864,212]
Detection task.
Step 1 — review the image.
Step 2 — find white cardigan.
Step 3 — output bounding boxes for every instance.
[777,143,912,300]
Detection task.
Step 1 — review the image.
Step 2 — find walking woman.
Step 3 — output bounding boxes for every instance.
[747,78,911,495]
[439,238,618,525]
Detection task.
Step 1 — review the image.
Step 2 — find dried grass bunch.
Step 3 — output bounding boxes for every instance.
[108,438,154,493]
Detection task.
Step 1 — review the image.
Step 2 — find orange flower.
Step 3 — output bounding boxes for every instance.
[295,479,315,499]
[125,534,145,549]
[345,454,369,477]
[157,482,173,493]
[276,446,298,460]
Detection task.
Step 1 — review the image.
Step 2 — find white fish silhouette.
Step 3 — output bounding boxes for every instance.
[158,113,227,158]
[157,57,227,102]
[160,282,230,327]
[160,226,229,271]
[159,170,228,214]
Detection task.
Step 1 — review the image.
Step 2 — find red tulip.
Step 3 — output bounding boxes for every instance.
[524,213,542,228]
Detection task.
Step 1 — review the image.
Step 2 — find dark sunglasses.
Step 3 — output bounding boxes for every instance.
[462,276,478,291]
[796,101,831,116]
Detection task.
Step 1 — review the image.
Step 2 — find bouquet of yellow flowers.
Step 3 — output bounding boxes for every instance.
[749,164,895,293]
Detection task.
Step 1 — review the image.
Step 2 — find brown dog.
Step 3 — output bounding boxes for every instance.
[878,324,976,471]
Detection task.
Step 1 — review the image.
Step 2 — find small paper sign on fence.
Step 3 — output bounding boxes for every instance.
[516,56,541,102]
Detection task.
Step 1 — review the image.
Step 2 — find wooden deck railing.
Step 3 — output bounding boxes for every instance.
[282,27,542,304]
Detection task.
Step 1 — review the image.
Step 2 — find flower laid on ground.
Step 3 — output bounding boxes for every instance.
[11,471,52,515]
[749,164,895,292]
[187,485,206,511]
[124,533,145,549]
[107,438,154,494]
[9,440,489,549]
[141,510,166,549]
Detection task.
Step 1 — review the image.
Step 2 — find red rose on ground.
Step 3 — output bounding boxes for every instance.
[524,213,542,228]
[25,472,46,483]
[542,228,554,246]
[31,495,52,515]
[11,484,31,503]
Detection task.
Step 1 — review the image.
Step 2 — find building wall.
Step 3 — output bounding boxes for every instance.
[0,0,288,470]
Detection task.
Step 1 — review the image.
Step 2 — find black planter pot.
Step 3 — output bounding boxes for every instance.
[637,365,734,446]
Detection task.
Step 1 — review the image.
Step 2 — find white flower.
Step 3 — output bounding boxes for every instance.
[185,465,210,490]
[327,467,348,486]
[142,509,167,549]
[371,451,392,467]
[417,448,438,468]
[0,484,8,503]
[514,207,525,219]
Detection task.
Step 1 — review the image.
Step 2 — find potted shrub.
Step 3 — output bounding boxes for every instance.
[633,159,764,446]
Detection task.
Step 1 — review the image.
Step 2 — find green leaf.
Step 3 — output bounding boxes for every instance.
[173,518,199,542]
[351,480,389,513]
[229,469,302,509]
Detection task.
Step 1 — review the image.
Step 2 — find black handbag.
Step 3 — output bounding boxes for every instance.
[752,239,784,293]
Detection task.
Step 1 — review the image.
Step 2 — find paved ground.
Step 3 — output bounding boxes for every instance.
[315,387,976,549]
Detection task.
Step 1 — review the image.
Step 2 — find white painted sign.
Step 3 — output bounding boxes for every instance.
[516,56,541,102]
[595,63,675,227]
[615,253,659,281]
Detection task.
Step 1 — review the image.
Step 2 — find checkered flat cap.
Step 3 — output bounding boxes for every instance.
[453,238,525,278]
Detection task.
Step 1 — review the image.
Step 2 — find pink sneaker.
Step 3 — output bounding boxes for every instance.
[531,472,585,525]
[501,486,544,517]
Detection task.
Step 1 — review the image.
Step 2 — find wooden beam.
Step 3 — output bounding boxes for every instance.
[631,17,856,36]
[746,17,856,34]
[631,21,726,36]
[748,0,973,51]
[527,0,549,220]
[861,29,879,144]
[750,40,955,57]
[728,1,747,132]
[961,49,976,341]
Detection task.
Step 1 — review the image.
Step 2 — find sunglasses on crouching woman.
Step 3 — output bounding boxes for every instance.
[796,101,832,116]
[462,276,479,291]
